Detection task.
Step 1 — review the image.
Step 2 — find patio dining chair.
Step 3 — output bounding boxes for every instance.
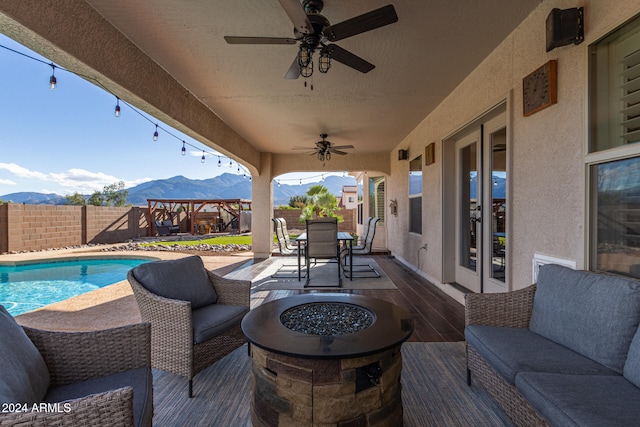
[272,218,306,278]
[341,217,381,278]
[305,218,341,287]
[127,255,250,398]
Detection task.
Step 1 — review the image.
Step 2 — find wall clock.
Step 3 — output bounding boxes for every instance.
[523,60,557,116]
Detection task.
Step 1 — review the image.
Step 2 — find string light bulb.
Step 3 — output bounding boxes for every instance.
[153,124,159,141]
[201,151,206,163]
[181,141,186,156]
[229,160,233,168]
[217,157,221,167]
[49,64,57,90]
[114,97,121,117]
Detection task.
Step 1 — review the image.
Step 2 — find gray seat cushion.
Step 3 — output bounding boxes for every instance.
[0,305,50,405]
[192,304,250,344]
[530,264,640,373]
[516,372,640,427]
[132,255,217,309]
[44,367,153,427]
[624,327,640,388]
[465,325,617,384]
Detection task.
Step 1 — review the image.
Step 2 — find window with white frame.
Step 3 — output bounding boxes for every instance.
[369,176,385,225]
[589,14,640,278]
[409,156,422,234]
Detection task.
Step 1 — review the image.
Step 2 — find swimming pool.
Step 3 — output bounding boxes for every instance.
[0,257,154,316]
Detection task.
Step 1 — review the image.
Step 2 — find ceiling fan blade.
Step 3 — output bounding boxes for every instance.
[330,149,349,155]
[224,36,297,45]
[324,44,374,73]
[284,56,301,79]
[330,145,355,150]
[323,4,398,42]
[277,0,313,34]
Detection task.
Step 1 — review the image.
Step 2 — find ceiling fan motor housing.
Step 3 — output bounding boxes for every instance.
[303,0,324,14]
[294,13,330,51]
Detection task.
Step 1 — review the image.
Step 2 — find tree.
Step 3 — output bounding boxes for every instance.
[65,192,86,206]
[289,195,309,208]
[87,181,129,206]
[103,181,128,207]
[88,191,105,206]
[299,184,342,222]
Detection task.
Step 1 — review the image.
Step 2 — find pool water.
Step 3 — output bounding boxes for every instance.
[0,258,152,316]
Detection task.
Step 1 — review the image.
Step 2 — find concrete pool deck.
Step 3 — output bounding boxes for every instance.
[2,245,254,332]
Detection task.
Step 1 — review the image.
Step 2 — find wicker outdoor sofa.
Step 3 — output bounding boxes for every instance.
[0,305,152,427]
[465,264,640,426]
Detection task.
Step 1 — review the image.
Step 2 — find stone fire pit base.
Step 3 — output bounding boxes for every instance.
[250,344,404,427]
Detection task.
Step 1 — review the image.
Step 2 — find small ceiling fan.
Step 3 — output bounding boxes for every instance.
[292,134,354,162]
[224,0,398,80]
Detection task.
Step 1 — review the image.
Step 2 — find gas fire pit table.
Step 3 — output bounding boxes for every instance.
[241,293,414,426]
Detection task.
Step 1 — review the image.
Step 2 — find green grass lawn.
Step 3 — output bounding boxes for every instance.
[142,235,252,247]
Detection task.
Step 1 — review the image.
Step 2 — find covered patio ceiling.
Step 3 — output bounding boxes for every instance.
[1,0,542,174]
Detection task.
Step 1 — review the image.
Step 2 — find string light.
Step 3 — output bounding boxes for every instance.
[49,64,57,90]
[0,42,258,178]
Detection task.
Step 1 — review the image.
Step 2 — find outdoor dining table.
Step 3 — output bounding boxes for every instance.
[296,231,353,282]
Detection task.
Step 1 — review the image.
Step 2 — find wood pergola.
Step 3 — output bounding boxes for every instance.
[147,198,252,236]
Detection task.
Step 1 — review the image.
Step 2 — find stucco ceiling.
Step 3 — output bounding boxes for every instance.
[84,0,541,156]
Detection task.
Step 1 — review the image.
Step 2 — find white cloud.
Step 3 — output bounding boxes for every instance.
[49,168,122,194]
[0,163,144,195]
[0,163,48,180]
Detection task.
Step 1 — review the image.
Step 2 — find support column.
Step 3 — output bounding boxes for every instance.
[251,153,273,259]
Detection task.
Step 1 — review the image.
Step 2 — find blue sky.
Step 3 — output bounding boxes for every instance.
[0,35,342,197]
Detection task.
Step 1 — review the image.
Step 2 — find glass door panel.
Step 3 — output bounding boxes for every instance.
[490,128,507,282]
[459,142,478,271]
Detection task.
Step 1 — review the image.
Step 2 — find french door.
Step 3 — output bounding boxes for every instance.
[454,112,507,293]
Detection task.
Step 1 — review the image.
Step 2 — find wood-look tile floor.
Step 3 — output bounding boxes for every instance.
[251,255,466,342]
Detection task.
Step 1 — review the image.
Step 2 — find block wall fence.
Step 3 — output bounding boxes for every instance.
[0,204,148,254]
[0,204,356,254]
[273,208,357,234]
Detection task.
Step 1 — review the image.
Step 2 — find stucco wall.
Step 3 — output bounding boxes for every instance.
[387,0,640,290]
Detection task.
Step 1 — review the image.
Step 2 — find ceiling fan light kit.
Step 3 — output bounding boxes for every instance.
[224,0,398,83]
[292,133,354,164]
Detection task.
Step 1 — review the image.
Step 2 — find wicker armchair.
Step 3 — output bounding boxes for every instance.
[465,285,550,426]
[0,321,152,427]
[127,256,250,397]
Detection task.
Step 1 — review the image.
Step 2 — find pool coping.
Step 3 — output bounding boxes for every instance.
[3,247,254,332]
[0,253,161,267]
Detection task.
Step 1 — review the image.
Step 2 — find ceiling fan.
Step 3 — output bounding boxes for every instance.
[292,134,354,162]
[224,0,398,80]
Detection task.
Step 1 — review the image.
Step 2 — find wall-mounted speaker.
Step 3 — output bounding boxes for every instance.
[398,149,408,161]
[546,7,584,52]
